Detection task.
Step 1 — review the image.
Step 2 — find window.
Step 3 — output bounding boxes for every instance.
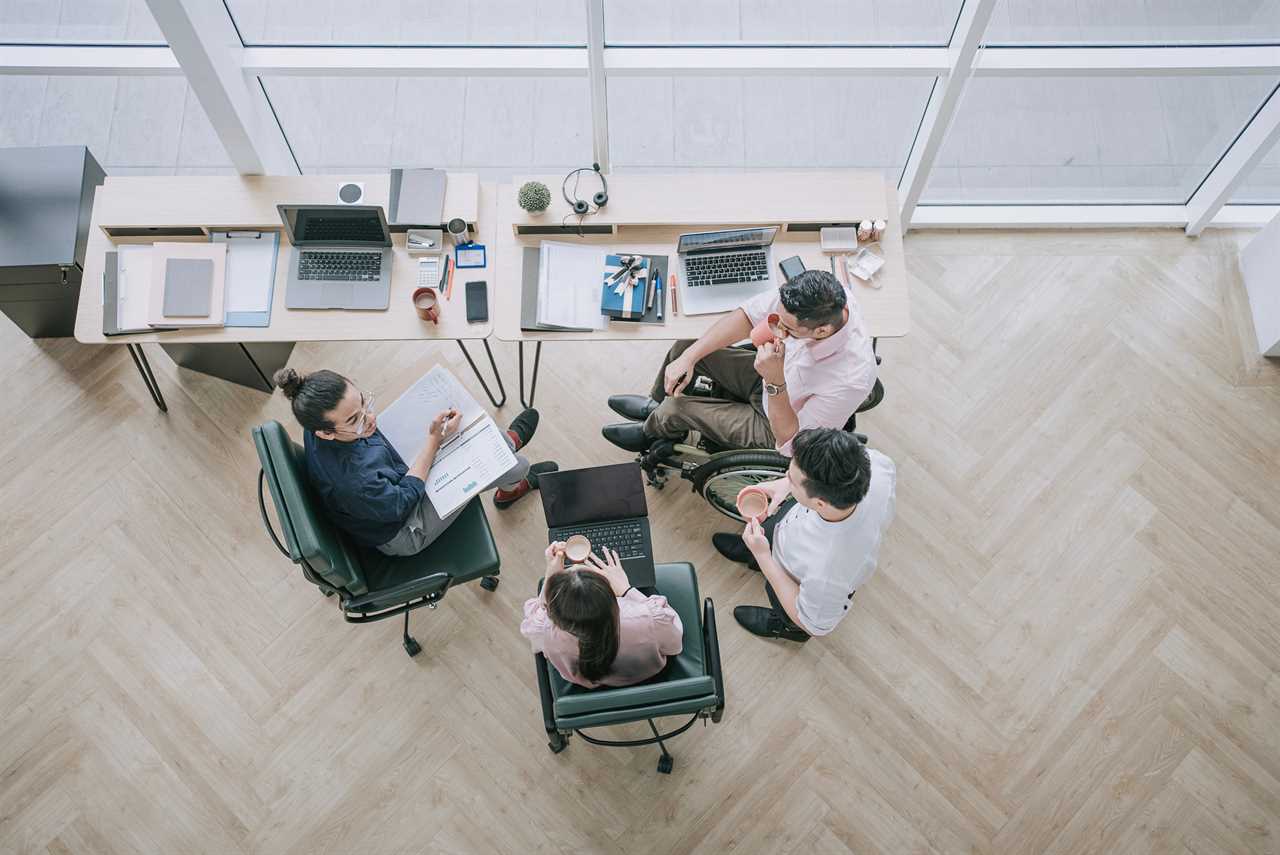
[984,0,1280,46]
[603,0,966,46]
[1232,137,1280,203]
[608,74,934,184]
[922,74,1279,204]
[260,76,591,174]
[0,0,164,44]
[224,0,586,45]
[0,75,230,174]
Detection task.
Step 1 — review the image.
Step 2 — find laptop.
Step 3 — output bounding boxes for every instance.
[677,226,779,316]
[539,462,656,589]
[278,204,393,310]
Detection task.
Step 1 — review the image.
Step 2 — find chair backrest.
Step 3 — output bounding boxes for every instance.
[252,420,369,595]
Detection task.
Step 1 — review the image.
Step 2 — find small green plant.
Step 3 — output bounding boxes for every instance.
[518,180,552,213]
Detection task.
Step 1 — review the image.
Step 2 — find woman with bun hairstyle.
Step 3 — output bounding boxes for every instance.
[521,542,683,688]
[273,367,557,556]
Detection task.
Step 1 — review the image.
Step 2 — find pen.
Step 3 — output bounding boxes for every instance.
[669,273,678,315]
[655,275,663,320]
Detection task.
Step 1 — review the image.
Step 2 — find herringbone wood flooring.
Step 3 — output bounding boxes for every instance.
[3,229,1280,855]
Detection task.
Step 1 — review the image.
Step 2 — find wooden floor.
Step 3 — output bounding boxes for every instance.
[3,229,1280,855]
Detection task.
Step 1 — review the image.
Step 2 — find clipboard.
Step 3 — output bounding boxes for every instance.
[212,230,279,327]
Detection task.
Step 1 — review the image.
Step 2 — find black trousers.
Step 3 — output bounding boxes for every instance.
[758,499,809,637]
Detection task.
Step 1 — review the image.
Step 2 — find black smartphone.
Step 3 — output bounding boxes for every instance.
[779,255,806,282]
[465,280,489,323]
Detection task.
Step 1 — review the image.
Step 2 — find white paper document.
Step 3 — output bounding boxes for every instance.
[114,244,154,331]
[220,232,276,313]
[537,241,606,330]
[376,366,516,517]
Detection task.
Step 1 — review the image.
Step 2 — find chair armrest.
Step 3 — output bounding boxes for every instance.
[534,652,558,734]
[341,572,451,614]
[702,597,725,722]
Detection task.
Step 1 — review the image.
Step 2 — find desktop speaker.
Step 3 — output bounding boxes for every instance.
[337,182,365,204]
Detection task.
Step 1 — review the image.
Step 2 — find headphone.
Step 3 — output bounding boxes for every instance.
[562,163,609,215]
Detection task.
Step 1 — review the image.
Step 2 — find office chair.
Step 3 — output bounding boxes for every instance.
[535,562,725,775]
[252,420,500,658]
[635,345,885,522]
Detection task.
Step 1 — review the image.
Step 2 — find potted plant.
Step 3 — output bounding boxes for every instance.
[518,180,552,214]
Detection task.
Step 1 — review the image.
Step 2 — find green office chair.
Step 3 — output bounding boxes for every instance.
[252,420,501,658]
[534,562,725,774]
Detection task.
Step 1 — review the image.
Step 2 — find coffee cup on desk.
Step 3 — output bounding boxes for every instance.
[749,312,783,347]
[412,287,440,324]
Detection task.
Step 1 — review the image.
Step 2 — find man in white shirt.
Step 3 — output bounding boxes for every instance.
[602,270,877,456]
[714,428,896,641]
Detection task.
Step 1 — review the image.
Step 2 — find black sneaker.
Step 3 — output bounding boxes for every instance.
[506,408,539,452]
[733,605,809,642]
[494,461,558,510]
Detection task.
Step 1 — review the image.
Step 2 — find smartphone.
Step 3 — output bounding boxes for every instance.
[465,280,488,323]
[779,255,806,282]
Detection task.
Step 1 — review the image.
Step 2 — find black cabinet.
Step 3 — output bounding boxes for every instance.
[0,146,106,338]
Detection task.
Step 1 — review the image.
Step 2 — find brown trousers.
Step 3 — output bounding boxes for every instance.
[643,340,775,450]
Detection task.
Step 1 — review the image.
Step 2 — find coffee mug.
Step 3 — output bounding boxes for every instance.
[564,534,592,564]
[750,312,783,347]
[447,217,469,246]
[412,287,440,323]
[736,486,770,521]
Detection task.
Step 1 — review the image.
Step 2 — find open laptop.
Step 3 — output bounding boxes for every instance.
[677,226,779,315]
[278,204,393,310]
[539,462,656,589]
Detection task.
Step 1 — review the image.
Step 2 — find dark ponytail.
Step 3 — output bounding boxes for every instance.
[272,368,350,433]
[545,568,620,683]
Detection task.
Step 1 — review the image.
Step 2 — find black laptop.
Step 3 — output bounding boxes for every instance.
[539,462,656,589]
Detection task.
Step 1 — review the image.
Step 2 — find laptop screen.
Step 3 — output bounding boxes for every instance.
[678,226,778,255]
[540,462,647,528]
[278,205,391,247]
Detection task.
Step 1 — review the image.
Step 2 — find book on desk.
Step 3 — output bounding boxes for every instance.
[520,244,668,332]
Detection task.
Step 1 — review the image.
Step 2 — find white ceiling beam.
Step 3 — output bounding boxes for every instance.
[145,0,296,175]
[0,44,180,74]
[1185,84,1280,235]
[974,45,1280,76]
[602,47,949,76]
[243,47,587,76]
[898,0,999,230]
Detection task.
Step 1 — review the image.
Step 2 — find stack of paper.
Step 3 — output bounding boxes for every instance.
[145,242,228,328]
[375,366,518,517]
[537,241,606,331]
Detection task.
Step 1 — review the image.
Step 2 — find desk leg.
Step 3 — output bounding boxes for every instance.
[126,343,168,413]
[519,341,542,409]
[456,339,507,409]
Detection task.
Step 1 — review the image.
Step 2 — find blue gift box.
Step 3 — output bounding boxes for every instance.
[600,254,649,320]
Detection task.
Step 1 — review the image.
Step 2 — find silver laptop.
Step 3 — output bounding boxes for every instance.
[278,204,393,310]
[677,226,778,315]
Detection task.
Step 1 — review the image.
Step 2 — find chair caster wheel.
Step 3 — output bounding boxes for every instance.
[480,576,499,592]
[403,636,422,657]
[548,734,568,754]
[656,754,673,774]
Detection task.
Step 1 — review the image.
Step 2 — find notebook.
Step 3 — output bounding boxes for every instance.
[146,242,227,328]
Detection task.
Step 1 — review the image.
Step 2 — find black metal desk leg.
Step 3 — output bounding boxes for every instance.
[126,343,168,413]
[455,339,507,408]
[519,341,542,409]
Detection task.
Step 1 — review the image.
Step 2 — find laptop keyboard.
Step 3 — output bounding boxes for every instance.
[685,249,769,287]
[556,521,646,560]
[298,250,383,281]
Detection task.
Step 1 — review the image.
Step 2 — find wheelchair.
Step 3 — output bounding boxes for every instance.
[633,347,884,523]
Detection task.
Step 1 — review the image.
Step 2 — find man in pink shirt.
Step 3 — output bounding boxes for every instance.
[603,270,877,455]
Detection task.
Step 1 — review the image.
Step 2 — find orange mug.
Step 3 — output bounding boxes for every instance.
[750,312,782,347]
[736,486,770,521]
[412,287,440,323]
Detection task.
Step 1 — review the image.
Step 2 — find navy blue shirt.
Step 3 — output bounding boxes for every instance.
[304,428,425,548]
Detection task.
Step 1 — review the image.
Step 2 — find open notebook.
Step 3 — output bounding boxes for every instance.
[375,366,516,517]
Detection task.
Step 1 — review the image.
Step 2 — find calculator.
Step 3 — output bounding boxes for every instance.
[416,257,441,289]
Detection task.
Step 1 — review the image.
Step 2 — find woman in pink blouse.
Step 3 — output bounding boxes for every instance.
[522,542,684,689]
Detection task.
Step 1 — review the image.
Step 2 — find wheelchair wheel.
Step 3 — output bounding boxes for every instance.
[689,449,789,522]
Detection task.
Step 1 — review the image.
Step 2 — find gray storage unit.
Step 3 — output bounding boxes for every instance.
[0,146,106,338]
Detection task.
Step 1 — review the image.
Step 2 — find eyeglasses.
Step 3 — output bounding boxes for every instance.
[336,391,375,435]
